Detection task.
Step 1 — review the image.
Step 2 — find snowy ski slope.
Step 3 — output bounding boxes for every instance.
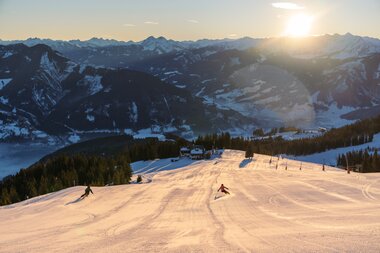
[1,150,380,252]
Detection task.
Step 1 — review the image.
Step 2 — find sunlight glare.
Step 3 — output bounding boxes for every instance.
[285,14,313,37]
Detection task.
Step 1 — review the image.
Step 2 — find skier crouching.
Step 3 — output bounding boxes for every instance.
[218,184,230,195]
[80,185,93,198]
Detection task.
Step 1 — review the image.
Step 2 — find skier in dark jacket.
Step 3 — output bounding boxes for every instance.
[218,184,230,195]
[80,185,93,198]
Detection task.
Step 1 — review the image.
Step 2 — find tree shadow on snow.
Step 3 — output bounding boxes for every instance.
[239,158,252,168]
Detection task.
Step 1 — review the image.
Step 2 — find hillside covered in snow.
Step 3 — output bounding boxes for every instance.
[1,33,380,143]
[1,150,380,252]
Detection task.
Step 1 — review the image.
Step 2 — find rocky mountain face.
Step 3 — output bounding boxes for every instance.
[0,44,250,143]
[1,34,380,143]
[131,46,380,128]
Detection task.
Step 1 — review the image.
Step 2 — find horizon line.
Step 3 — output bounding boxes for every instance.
[0,32,378,44]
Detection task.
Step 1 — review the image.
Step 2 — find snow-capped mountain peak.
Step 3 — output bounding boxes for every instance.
[140,36,185,54]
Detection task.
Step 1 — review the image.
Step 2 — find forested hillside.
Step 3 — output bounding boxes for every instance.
[0,136,187,205]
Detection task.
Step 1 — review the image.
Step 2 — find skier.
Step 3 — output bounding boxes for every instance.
[80,185,93,198]
[217,184,230,195]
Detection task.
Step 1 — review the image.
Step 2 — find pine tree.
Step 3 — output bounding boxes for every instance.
[38,175,49,195]
[245,144,253,159]
[9,186,19,203]
[1,188,11,205]
[26,178,38,198]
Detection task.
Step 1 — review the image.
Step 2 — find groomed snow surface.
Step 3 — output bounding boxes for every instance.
[1,150,380,252]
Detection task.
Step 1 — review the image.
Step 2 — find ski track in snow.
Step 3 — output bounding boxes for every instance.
[1,150,380,252]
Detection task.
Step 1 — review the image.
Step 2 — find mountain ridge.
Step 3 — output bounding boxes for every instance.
[2,33,380,58]
[1,34,380,143]
[1,44,252,143]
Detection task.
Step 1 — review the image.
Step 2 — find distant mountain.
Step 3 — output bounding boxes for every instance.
[2,33,380,59]
[53,34,377,129]
[0,44,250,143]
[128,46,380,128]
[256,33,380,59]
[0,37,133,50]
[1,34,380,143]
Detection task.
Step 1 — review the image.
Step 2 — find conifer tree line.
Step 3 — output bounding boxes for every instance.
[337,149,380,173]
[0,154,131,206]
[128,139,182,162]
[196,115,380,157]
[0,137,184,206]
[2,115,380,206]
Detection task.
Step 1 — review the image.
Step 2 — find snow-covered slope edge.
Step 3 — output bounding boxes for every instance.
[1,150,380,252]
[286,133,380,166]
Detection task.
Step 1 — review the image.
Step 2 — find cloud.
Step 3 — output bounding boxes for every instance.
[144,21,159,25]
[123,24,136,27]
[229,34,238,37]
[187,19,199,24]
[271,2,304,10]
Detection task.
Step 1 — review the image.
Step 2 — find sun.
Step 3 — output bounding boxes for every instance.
[285,14,313,37]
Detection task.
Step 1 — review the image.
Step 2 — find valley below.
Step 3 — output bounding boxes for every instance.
[0,143,60,179]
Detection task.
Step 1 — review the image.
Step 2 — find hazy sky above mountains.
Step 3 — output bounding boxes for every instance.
[0,0,379,41]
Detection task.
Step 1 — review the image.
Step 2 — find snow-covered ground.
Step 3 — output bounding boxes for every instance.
[1,150,380,252]
[252,130,323,141]
[132,157,199,174]
[288,133,380,166]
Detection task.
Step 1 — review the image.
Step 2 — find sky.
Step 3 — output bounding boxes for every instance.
[0,0,379,41]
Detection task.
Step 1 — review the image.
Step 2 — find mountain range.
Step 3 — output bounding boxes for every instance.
[1,33,380,143]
